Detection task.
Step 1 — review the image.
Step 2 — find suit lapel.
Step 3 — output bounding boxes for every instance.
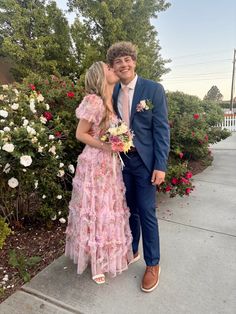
[130,77,144,124]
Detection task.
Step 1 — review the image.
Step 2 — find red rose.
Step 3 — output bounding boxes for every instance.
[179,152,184,159]
[180,177,189,184]
[43,111,53,121]
[185,188,191,195]
[165,185,172,192]
[171,177,178,185]
[29,84,36,90]
[55,131,62,138]
[193,113,199,120]
[67,91,75,98]
[185,171,193,179]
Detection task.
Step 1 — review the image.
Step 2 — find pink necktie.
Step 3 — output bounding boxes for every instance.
[122,86,130,128]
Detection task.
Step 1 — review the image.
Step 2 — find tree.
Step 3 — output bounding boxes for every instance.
[0,0,75,80]
[203,85,223,102]
[69,0,171,80]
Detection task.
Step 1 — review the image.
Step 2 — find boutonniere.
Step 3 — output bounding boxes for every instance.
[136,99,154,112]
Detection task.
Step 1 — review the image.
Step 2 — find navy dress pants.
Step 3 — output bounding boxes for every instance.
[122,152,160,266]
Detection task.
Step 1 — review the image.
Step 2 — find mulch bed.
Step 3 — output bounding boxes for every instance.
[0,159,209,303]
[0,222,66,303]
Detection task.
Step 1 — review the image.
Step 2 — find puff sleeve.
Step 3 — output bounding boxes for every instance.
[75,94,104,125]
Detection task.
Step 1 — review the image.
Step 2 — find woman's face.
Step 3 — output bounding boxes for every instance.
[103,63,119,85]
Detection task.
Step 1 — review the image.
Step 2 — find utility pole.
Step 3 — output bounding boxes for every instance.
[230,49,236,112]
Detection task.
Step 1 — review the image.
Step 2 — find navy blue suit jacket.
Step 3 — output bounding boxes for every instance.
[113,76,170,173]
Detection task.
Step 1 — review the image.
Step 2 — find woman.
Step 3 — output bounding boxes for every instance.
[65,61,133,284]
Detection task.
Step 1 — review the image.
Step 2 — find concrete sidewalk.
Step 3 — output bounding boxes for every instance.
[1,134,236,314]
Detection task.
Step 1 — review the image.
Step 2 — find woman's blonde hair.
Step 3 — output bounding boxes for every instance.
[85,61,112,128]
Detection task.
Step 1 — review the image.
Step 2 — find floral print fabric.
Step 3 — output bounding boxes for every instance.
[65,94,133,277]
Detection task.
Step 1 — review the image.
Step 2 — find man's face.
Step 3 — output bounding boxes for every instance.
[112,56,136,84]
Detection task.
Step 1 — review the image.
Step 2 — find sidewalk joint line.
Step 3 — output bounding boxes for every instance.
[21,287,83,314]
[194,178,235,187]
[159,218,236,238]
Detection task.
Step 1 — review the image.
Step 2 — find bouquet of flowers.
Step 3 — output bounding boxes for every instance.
[100,120,134,153]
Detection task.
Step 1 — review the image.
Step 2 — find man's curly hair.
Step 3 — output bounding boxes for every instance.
[106,42,137,65]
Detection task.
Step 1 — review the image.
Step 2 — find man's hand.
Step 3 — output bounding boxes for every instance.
[151,170,165,186]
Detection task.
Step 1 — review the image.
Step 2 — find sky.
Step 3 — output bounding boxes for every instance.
[55,0,236,100]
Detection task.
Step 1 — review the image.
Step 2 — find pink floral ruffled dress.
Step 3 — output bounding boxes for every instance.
[65,94,133,278]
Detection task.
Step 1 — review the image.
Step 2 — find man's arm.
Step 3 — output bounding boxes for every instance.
[151,83,170,184]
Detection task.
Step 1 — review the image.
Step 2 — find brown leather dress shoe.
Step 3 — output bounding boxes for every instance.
[141,265,161,292]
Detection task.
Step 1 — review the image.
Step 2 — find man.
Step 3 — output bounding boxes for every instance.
[107,42,170,293]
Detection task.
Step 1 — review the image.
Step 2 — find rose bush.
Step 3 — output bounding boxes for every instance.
[0,81,79,225]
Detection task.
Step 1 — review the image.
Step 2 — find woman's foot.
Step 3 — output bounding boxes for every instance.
[129,252,141,265]
[92,274,105,285]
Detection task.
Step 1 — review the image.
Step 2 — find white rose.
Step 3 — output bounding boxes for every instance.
[57,169,65,177]
[56,195,62,199]
[2,143,14,152]
[34,180,38,189]
[3,163,11,173]
[29,100,36,113]
[48,135,55,140]
[8,177,19,188]
[59,218,66,224]
[59,163,64,168]
[11,103,19,110]
[2,84,8,90]
[45,103,50,110]
[38,145,43,152]
[26,126,36,135]
[48,145,56,155]
[0,94,4,100]
[37,94,44,102]
[20,155,32,167]
[3,127,10,132]
[68,164,75,174]
[51,215,57,221]
[40,116,47,124]
[23,119,29,127]
[42,194,46,199]
[13,88,19,95]
[0,110,8,118]
[31,137,38,144]
[9,122,14,126]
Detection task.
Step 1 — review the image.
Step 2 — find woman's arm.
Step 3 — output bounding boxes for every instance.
[76,119,111,151]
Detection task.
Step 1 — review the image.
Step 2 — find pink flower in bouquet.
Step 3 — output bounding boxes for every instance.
[185,171,193,179]
[43,111,53,121]
[171,177,178,185]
